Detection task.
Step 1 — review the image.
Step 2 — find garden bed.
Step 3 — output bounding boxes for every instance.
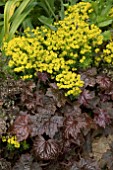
[1,0,113,169]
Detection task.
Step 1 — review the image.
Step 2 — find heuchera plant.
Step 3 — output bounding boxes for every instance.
[1,67,112,161]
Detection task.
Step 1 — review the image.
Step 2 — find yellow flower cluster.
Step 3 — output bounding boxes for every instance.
[54,20,103,68]
[56,71,84,96]
[4,2,103,96]
[102,42,113,64]
[64,1,93,21]
[2,135,20,148]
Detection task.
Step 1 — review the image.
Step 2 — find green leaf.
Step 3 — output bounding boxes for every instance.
[10,0,33,22]
[0,21,3,26]
[0,28,4,47]
[96,15,105,23]
[38,15,57,31]
[8,4,34,41]
[101,4,112,16]
[37,0,56,19]
[22,17,34,30]
[0,2,5,6]
[37,1,50,16]
[101,30,111,41]
[0,0,37,47]
[98,19,113,27]
[69,0,78,5]
[91,2,100,15]
[4,0,17,35]
[59,0,65,20]
[0,14,4,19]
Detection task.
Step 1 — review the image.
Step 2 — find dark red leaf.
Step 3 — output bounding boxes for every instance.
[61,102,81,117]
[96,75,112,89]
[20,90,43,112]
[36,96,56,116]
[83,113,97,133]
[19,80,36,91]
[99,102,113,118]
[63,116,87,140]
[99,93,110,102]
[11,115,30,141]
[69,158,100,170]
[39,115,64,138]
[94,109,111,128]
[78,89,95,105]
[25,99,36,110]
[12,154,42,170]
[80,67,97,87]
[81,75,96,87]
[49,83,58,89]
[33,136,60,160]
[20,89,33,103]
[87,96,100,109]
[85,67,97,76]
[37,71,49,84]
[29,115,63,138]
[35,91,43,106]
[46,87,67,107]
[104,87,113,100]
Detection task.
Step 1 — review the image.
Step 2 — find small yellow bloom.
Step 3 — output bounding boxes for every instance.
[14,142,20,148]
[2,136,7,142]
[7,138,11,144]
[95,48,100,53]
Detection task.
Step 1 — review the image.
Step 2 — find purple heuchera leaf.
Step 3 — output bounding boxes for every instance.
[94,109,111,128]
[29,115,63,138]
[33,136,60,160]
[61,102,81,117]
[49,83,58,89]
[46,87,67,107]
[104,87,113,101]
[70,158,100,170]
[11,115,30,141]
[12,153,42,170]
[80,67,97,87]
[83,113,97,133]
[38,116,64,138]
[37,72,49,84]
[85,67,97,76]
[21,90,44,113]
[81,75,96,87]
[96,75,112,89]
[63,116,87,140]
[78,89,95,105]
[99,93,110,102]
